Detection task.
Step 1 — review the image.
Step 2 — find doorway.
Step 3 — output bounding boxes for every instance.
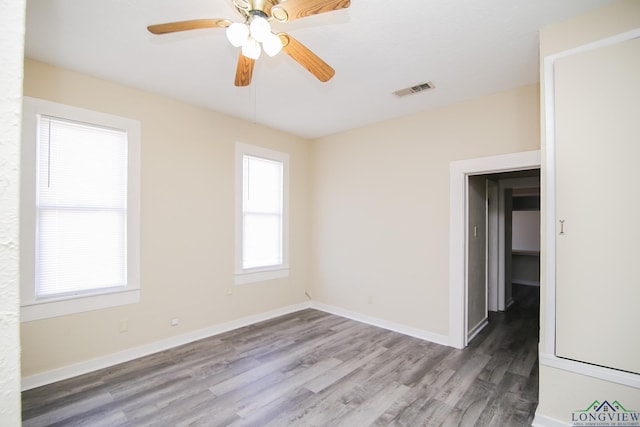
[448,150,540,349]
[467,171,540,342]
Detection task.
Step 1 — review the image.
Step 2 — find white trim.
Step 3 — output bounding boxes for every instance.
[20,97,141,321]
[467,317,488,343]
[21,302,311,391]
[234,268,289,285]
[540,352,640,390]
[234,142,290,285]
[311,301,450,346]
[542,28,640,378]
[511,279,539,287]
[486,179,499,312]
[21,289,140,322]
[449,150,541,349]
[543,51,557,355]
[532,413,570,427]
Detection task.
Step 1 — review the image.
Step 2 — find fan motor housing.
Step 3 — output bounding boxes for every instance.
[233,0,278,16]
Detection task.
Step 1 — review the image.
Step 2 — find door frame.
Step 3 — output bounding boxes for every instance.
[449,150,540,349]
[486,179,499,313]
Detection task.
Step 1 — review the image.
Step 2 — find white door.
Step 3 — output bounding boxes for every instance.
[555,37,640,374]
[467,175,487,340]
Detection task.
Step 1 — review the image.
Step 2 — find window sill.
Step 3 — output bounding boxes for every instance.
[21,288,140,322]
[234,267,289,285]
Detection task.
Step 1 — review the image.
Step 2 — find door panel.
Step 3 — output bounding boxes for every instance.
[467,175,487,338]
[555,37,640,374]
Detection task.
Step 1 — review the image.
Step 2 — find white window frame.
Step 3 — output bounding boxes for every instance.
[20,97,140,322]
[234,142,289,285]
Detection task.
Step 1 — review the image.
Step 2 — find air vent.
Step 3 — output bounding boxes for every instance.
[393,81,435,98]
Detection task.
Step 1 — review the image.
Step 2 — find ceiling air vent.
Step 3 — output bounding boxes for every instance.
[393,81,435,98]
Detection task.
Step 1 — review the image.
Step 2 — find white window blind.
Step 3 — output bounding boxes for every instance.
[242,155,283,269]
[36,115,128,298]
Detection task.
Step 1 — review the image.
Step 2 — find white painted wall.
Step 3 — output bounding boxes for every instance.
[19,57,539,389]
[512,210,540,252]
[21,60,313,379]
[511,208,540,287]
[312,84,540,339]
[536,1,640,424]
[0,0,26,424]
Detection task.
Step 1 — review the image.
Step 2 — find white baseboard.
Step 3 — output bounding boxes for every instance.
[505,297,515,310]
[532,412,569,427]
[22,301,453,391]
[467,317,489,343]
[21,302,311,391]
[311,301,450,347]
[512,279,540,287]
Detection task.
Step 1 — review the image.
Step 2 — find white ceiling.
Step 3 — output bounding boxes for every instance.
[25,0,613,139]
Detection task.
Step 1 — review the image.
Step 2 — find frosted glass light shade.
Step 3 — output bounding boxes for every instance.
[263,32,282,57]
[249,16,271,42]
[226,23,249,47]
[242,37,261,59]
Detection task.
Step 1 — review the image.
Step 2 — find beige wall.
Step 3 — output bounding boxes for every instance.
[21,58,541,385]
[1,0,25,424]
[21,59,313,377]
[311,84,540,335]
[537,0,640,423]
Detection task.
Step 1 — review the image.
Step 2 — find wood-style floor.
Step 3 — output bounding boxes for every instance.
[22,285,539,426]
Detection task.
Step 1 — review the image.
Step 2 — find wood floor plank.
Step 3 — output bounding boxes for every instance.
[265,360,379,426]
[454,378,495,426]
[22,285,540,426]
[179,371,288,426]
[305,345,388,394]
[229,385,317,427]
[235,357,342,418]
[336,381,410,427]
[408,397,459,427]
[22,392,116,427]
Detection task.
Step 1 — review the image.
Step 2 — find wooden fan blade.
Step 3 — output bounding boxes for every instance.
[278,33,335,82]
[147,19,232,35]
[271,0,350,22]
[235,53,255,87]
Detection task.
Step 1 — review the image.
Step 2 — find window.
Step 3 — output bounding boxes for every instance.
[235,142,289,284]
[21,97,140,321]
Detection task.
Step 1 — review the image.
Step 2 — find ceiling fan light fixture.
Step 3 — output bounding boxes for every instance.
[263,32,283,56]
[226,22,249,47]
[242,37,261,59]
[147,0,352,86]
[249,16,271,42]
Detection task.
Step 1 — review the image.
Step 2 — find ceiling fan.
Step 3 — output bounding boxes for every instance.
[147,0,350,87]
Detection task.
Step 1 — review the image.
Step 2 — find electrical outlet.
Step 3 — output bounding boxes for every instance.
[171,318,179,326]
[226,288,233,296]
[119,320,128,333]
[368,296,373,304]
